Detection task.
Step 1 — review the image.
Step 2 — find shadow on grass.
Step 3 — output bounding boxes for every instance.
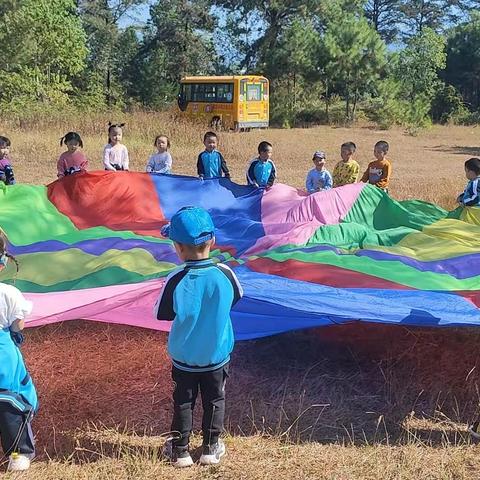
[21,320,480,462]
[428,145,480,157]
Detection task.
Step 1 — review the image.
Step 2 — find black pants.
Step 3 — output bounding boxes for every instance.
[171,363,229,449]
[0,403,35,457]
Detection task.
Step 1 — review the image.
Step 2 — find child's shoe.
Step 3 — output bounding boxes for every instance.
[162,440,193,468]
[199,439,226,465]
[7,453,31,471]
[468,420,480,440]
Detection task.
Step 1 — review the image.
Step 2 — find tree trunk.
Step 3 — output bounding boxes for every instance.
[325,78,330,124]
[352,88,358,123]
[293,70,297,126]
[345,89,350,123]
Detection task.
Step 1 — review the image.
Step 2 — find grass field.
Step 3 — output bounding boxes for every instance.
[1,114,480,478]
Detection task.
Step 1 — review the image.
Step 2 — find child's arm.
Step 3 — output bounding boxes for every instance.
[246,161,257,186]
[123,147,129,171]
[10,318,25,332]
[306,170,314,193]
[80,153,89,172]
[266,161,276,187]
[360,164,370,183]
[103,145,116,171]
[219,152,230,178]
[375,161,391,189]
[153,269,185,321]
[163,152,173,173]
[6,286,32,331]
[57,156,65,178]
[197,153,205,178]
[323,171,333,190]
[462,179,479,206]
[146,155,155,173]
[218,264,243,306]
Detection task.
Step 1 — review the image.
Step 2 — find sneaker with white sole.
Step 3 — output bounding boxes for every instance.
[162,440,193,468]
[8,453,31,471]
[200,439,226,465]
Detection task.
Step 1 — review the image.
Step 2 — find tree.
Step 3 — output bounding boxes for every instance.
[444,11,480,110]
[323,12,387,122]
[393,27,446,130]
[396,27,446,99]
[399,0,468,36]
[78,0,146,106]
[364,0,402,43]
[266,17,319,124]
[134,0,217,107]
[0,0,87,105]
[213,0,319,75]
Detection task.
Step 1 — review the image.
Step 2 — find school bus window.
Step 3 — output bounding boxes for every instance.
[247,84,261,101]
[216,84,233,103]
[183,83,234,103]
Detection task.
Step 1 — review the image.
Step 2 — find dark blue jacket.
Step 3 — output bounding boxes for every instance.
[246,158,276,187]
[197,150,230,179]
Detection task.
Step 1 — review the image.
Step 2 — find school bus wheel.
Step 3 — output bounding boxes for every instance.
[210,116,222,130]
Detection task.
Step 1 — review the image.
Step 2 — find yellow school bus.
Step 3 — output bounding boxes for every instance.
[177,75,269,131]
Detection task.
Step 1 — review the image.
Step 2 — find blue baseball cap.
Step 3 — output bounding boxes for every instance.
[161,206,215,245]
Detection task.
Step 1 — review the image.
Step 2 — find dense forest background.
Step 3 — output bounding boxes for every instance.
[1,0,480,129]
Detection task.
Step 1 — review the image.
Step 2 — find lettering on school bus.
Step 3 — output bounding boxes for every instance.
[178,75,269,131]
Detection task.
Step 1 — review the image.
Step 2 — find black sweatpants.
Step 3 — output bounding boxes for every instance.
[171,363,229,449]
[0,403,35,457]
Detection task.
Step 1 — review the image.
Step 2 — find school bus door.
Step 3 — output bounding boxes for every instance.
[238,78,268,128]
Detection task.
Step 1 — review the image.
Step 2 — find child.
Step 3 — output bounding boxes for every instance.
[57,132,88,178]
[0,231,38,472]
[457,157,480,207]
[103,122,129,171]
[361,140,392,191]
[0,136,15,185]
[246,141,276,188]
[155,206,242,467]
[197,132,230,179]
[146,135,173,174]
[305,151,333,194]
[332,141,359,187]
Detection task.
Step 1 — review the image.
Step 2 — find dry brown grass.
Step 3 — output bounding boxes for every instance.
[2,111,478,207]
[1,113,480,478]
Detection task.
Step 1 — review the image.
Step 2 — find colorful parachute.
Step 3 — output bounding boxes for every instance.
[0,172,479,339]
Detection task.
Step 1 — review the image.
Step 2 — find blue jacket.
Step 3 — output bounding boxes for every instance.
[197,150,230,179]
[246,158,276,187]
[0,328,38,412]
[459,177,480,207]
[305,168,333,194]
[154,259,243,371]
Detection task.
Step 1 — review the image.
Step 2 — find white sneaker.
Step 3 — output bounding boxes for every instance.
[8,453,31,471]
[162,440,194,468]
[200,439,226,465]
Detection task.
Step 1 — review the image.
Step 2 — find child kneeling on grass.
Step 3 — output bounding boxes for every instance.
[154,206,243,468]
[457,157,480,207]
[0,231,38,472]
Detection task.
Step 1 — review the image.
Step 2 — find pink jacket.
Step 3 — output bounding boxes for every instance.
[57,151,88,178]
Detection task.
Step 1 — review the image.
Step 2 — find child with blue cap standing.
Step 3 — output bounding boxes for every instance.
[155,206,243,468]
